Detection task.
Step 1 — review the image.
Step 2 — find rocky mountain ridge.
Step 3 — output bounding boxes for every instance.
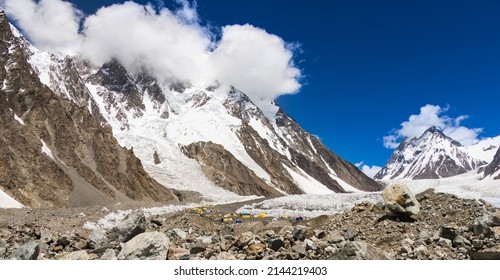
[0,12,179,208]
[3,12,381,207]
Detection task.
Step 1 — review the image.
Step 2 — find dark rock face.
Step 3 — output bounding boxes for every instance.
[0,13,178,208]
[89,60,145,112]
[181,141,282,197]
[224,88,382,194]
[484,147,500,179]
[237,123,303,195]
[275,109,382,192]
[375,127,486,180]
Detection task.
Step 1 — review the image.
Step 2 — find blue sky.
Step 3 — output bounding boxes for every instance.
[7,0,500,171]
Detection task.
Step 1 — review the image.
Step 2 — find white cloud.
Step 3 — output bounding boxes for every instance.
[1,0,82,54]
[81,1,213,86]
[2,0,301,108]
[211,24,301,105]
[383,104,483,148]
[355,162,382,178]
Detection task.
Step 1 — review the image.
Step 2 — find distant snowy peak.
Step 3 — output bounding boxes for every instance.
[375,126,487,180]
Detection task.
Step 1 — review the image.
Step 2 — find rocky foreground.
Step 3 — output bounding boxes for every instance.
[1,188,500,260]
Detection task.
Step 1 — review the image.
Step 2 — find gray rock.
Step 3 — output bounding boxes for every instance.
[413,240,426,248]
[171,228,188,240]
[214,252,237,260]
[401,238,414,248]
[327,230,345,243]
[196,236,213,245]
[313,230,326,239]
[100,249,118,260]
[472,216,493,237]
[413,245,428,259]
[343,228,357,241]
[73,240,88,250]
[437,238,453,250]
[441,224,460,240]
[57,250,90,260]
[417,230,431,244]
[235,232,254,248]
[305,239,316,250]
[167,247,189,260]
[56,236,71,247]
[150,216,164,227]
[382,184,420,216]
[118,232,170,260]
[329,241,387,260]
[472,239,484,250]
[491,210,500,227]
[292,241,307,255]
[189,243,206,254]
[0,239,6,257]
[269,237,284,251]
[11,241,40,260]
[471,244,500,260]
[292,226,306,241]
[264,230,275,238]
[453,236,471,248]
[108,211,146,243]
[39,229,54,244]
[88,229,108,249]
[400,245,412,254]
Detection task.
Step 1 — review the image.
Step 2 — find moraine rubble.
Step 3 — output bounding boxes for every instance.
[1,189,499,260]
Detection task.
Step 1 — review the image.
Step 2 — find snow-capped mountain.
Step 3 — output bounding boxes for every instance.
[0,12,178,208]
[375,127,487,180]
[1,12,381,208]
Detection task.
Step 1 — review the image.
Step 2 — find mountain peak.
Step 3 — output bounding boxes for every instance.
[423,126,443,136]
[375,126,486,180]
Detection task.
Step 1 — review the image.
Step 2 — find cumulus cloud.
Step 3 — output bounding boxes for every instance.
[1,0,301,107]
[81,1,213,86]
[1,0,82,54]
[383,104,483,149]
[355,162,382,178]
[211,24,301,104]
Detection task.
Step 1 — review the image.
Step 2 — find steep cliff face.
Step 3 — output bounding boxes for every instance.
[484,147,500,179]
[181,141,283,197]
[0,13,178,208]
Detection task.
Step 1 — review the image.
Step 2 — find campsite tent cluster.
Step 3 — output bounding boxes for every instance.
[186,205,304,223]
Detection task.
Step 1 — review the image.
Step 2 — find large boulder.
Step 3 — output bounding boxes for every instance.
[329,241,387,260]
[57,250,90,260]
[11,241,40,260]
[471,244,500,260]
[382,184,420,216]
[88,229,108,249]
[108,211,146,243]
[118,232,170,260]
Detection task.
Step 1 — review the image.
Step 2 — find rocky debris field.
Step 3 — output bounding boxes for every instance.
[1,188,500,260]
